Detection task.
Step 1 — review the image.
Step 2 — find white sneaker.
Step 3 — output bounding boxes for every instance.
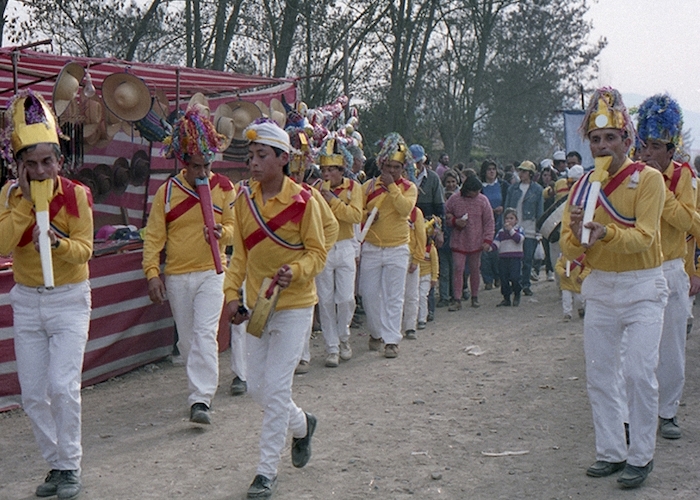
[547,271,555,281]
[339,341,352,360]
[325,352,340,367]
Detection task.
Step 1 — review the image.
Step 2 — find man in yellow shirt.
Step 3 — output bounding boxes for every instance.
[561,88,667,489]
[316,136,362,367]
[638,94,696,441]
[143,109,234,425]
[360,132,417,358]
[0,92,93,500]
[224,119,327,499]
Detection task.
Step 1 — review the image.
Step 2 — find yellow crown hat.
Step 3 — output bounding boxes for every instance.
[289,131,310,174]
[318,137,344,167]
[10,92,61,154]
[580,87,634,139]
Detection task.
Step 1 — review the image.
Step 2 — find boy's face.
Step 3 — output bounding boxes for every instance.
[504,213,517,226]
[248,143,288,184]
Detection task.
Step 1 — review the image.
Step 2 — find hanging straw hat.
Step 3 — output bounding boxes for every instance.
[53,62,85,118]
[187,93,210,118]
[130,149,150,186]
[213,104,235,151]
[102,73,151,122]
[218,100,263,141]
[82,95,103,143]
[269,98,287,128]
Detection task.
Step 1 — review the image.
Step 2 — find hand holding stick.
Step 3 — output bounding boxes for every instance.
[581,156,611,245]
[30,179,55,288]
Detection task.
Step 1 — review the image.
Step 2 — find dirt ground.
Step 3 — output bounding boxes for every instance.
[1,277,699,500]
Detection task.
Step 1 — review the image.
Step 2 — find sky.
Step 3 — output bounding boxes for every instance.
[586,0,700,113]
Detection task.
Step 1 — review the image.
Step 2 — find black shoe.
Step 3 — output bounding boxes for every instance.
[496,299,511,307]
[522,288,533,296]
[247,474,277,499]
[230,376,247,396]
[436,299,450,308]
[56,470,81,500]
[427,311,434,322]
[512,294,520,307]
[291,412,317,468]
[190,402,211,424]
[659,416,681,439]
[36,470,62,497]
[586,460,626,477]
[617,460,653,488]
[494,279,500,288]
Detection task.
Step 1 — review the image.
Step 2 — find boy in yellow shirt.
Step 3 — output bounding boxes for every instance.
[554,253,590,321]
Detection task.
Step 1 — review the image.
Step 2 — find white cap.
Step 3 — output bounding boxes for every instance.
[553,150,566,161]
[244,119,290,153]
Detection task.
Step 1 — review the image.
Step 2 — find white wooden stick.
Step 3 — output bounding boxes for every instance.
[35,210,55,288]
[358,206,378,243]
[580,182,601,246]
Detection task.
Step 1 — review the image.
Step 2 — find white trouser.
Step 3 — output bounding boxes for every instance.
[418,274,432,323]
[166,270,224,407]
[359,242,410,345]
[301,322,312,363]
[230,322,247,381]
[581,267,668,467]
[317,239,357,354]
[561,289,584,317]
[11,281,91,471]
[402,261,420,332]
[246,307,314,478]
[657,258,691,419]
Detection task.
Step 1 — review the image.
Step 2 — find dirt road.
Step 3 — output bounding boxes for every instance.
[1,278,698,499]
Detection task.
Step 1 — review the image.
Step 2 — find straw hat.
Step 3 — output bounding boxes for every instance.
[53,62,85,117]
[112,157,130,194]
[187,93,210,118]
[269,98,287,128]
[102,73,151,122]
[255,100,270,117]
[82,95,103,142]
[217,100,262,141]
[130,149,150,185]
[213,105,235,151]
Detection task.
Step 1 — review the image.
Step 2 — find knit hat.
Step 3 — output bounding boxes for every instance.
[580,87,635,139]
[161,108,225,163]
[409,144,427,163]
[244,117,290,153]
[636,94,683,146]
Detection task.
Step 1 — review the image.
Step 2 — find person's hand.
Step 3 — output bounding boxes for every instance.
[430,280,437,289]
[408,263,418,274]
[276,265,293,289]
[493,206,504,215]
[569,205,584,242]
[203,223,223,241]
[148,277,167,304]
[644,158,664,172]
[482,242,491,252]
[321,188,334,202]
[576,276,583,284]
[690,275,700,296]
[581,221,606,248]
[32,224,58,253]
[454,217,467,229]
[503,221,512,232]
[379,170,395,187]
[434,229,444,248]
[17,162,31,200]
[227,300,250,325]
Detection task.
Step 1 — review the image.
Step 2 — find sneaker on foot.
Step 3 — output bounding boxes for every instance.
[404,329,417,340]
[448,299,462,311]
[659,416,681,439]
[247,474,277,499]
[56,470,81,500]
[436,299,450,308]
[512,294,521,307]
[291,412,317,468]
[190,402,211,424]
[484,283,493,290]
[530,269,539,281]
[617,460,653,488]
[563,314,572,322]
[230,376,247,396]
[417,321,426,330]
[295,360,310,374]
[339,340,352,360]
[384,343,399,358]
[496,298,511,307]
[325,352,340,367]
[547,271,555,281]
[586,460,626,478]
[471,296,480,308]
[36,470,62,497]
[522,288,533,296]
[368,336,384,351]
[426,311,434,322]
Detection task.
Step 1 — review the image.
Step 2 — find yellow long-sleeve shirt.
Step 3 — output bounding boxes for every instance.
[659,160,696,262]
[408,207,427,265]
[143,171,236,280]
[555,255,590,293]
[561,159,665,272]
[324,178,363,241]
[419,244,439,280]
[362,177,417,247]
[306,184,339,251]
[685,182,700,278]
[224,176,327,311]
[0,177,93,287]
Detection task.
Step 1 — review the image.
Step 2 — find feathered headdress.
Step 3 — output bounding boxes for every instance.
[636,94,683,147]
[376,132,415,181]
[580,87,635,139]
[317,133,355,169]
[162,108,225,163]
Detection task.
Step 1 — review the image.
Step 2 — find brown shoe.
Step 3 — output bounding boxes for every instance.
[471,296,480,308]
[368,336,384,351]
[448,300,462,312]
[384,344,399,358]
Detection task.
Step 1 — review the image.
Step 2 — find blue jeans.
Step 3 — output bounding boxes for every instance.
[499,257,522,298]
[481,250,499,285]
[521,237,537,290]
[438,245,453,301]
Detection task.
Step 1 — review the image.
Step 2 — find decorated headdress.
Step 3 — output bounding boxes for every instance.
[2,91,65,163]
[317,134,354,169]
[162,108,224,163]
[425,215,442,239]
[244,117,290,153]
[376,132,413,166]
[636,94,683,147]
[288,130,311,174]
[580,87,635,139]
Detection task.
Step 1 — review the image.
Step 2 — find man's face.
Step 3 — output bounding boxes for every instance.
[381,160,404,182]
[553,160,566,172]
[588,128,631,168]
[415,159,425,173]
[17,143,62,183]
[566,156,579,169]
[248,143,288,184]
[352,156,364,173]
[640,139,673,172]
[517,169,531,183]
[321,165,343,186]
[440,154,450,166]
[183,153,211,186]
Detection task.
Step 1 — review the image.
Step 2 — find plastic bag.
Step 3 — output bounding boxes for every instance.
[534,239,546,261]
